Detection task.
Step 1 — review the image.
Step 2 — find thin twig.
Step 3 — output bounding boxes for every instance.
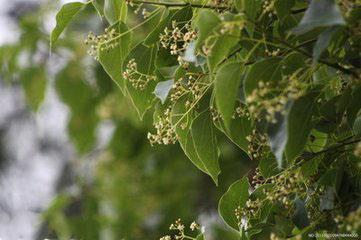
[132,0,228,10]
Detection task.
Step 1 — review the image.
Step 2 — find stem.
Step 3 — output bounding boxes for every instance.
[132,0,228,10]
[276,38,359,78]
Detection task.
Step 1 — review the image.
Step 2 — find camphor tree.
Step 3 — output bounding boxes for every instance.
[49,0,361,239]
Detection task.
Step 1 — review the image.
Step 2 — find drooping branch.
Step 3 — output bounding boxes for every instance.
[132,0,228,10]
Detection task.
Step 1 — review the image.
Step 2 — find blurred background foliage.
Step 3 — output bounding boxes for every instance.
[0,1,253,239]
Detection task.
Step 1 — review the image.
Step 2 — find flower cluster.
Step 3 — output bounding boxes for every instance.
[233,103,251,120]
[160,219,202,240]
[250,168,266,188]
[246,129,268,160]
[262,0,276,17]
[84,28,118,60]
[170,74,207,107]
[219,21,245,35]
[160,21,197,68]
[122,59,156,90]
[210,106,223,122]
[246,74,306,123]
[147,108,177,145]
[235,198,262,227]
[263,171,306,209]
[335,207,361,232]
[265,48,281,57]
[354,142,361,158]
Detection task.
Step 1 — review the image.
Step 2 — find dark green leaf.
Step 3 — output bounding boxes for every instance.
[292,199,310,229]
[259,154,278,178]
[285,93,318,161]
[301,156,321,178]
[243,58,282,96]
[274,0,295,20]
[218,177,249,230]
[215,62,242,129]
[191,111,221,185]
[353,114,361,137]
[214,115,252,153]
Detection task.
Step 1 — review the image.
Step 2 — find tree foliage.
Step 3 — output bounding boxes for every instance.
[3,0,361,239]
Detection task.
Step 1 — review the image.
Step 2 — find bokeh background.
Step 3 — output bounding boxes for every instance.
[0,1,253,239]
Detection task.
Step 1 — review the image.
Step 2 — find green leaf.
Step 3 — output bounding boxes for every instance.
[153,79,173,104]
[207,30,240,73]
[124,44,158,119]
[50,2,85,46]
[195,10,221,49]
[305,129,328,152]
[285,93,318,161]
[191,111,221,185]
[215,62,242,129]
[292,0,345,35]
[292,199,310,229]
[259,154,278,178]
[21,67,47,111]
[145,7,192,46]
[196,234,205,240]
[301,156,321,178]
[243,58,282,96]
[353,114,361,137]
[92,0,104,17]
[171,96,208,174]
[313,27,338,63]
[98,23,132,94]
[234,0,262,35]
[104,0,127,24]
[274,0,295,20]
[214,115,252,153]
[144,8,171,46]
[218,177,249,230]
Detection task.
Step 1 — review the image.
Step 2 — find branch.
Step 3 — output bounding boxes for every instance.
[132,0,228,10]
[295,137,361,168]
[277,38,359,78]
